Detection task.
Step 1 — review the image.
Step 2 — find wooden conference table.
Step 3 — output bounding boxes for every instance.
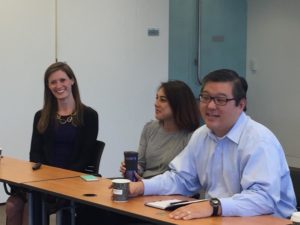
[0,156,82,225]
[0,156,293,225]
[24,177,292,225]
[0,156,82,183]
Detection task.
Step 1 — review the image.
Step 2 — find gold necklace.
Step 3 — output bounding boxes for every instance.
[56,112,76,125]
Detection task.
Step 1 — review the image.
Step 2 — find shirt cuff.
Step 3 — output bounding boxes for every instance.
[143,178,159,195]
[219,198,235,216]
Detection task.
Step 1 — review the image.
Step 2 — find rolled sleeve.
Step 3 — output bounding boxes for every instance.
[143,178,160,195]
[220,198,235,216]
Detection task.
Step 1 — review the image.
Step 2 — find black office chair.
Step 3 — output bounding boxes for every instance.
[53,140,106,225]
[3,182,12,195]
[84,140,105,176]
[289,166,300,211]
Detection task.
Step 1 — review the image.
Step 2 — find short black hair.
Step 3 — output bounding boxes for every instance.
[201,69,247,111]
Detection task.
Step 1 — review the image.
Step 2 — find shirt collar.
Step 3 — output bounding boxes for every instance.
[208,112,248,144]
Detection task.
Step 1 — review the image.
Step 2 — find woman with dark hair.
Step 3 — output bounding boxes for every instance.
[120,80,199,179]
[6,62,99,225]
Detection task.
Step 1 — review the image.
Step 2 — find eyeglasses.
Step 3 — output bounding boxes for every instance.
[199,94,235,106]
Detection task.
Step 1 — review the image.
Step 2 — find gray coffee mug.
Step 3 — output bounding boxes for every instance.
[112,179,130,202]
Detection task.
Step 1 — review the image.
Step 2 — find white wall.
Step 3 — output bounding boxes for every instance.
[246,0,300,166]
[0,0,54,157]
[0,0,168,202]
[57,0,169,177]
[0,0,55,202]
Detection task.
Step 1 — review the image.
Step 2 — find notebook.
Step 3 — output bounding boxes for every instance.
[80,174,99,181]
[145,199,208,211]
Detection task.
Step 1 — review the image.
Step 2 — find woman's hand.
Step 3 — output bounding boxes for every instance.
[119,161,126,176]
[134,171,142,181]
[120,162,142,181]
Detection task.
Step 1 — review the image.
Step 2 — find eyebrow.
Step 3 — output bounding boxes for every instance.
[201,91,228,97]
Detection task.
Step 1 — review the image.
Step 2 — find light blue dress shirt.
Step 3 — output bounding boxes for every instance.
[143,112,296,218]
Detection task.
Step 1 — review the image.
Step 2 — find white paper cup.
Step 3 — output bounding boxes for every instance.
[112,179,130,202]
[291,212,300,225]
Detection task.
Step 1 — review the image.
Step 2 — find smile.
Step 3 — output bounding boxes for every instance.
[206,113,220,118]
[56,89,65,94]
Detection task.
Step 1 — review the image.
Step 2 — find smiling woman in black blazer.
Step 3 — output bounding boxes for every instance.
[6,62,99,225]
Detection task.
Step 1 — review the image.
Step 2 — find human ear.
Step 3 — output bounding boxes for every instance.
[239,98,247,110]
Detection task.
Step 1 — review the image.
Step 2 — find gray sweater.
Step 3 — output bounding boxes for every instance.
[138,120,192,178]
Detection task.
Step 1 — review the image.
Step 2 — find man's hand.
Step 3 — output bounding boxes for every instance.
[169,200,214,220]
[109,180,144,199]
[128,181,144,197]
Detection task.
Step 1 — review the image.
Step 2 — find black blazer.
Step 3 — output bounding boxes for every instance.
[29,105,99,172]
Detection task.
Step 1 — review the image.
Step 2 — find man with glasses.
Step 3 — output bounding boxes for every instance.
[127,69,296,220]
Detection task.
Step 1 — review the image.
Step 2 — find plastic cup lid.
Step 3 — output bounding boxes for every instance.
[112,179,130,183]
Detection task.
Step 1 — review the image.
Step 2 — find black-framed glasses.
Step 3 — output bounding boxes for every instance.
[199,94,235,106]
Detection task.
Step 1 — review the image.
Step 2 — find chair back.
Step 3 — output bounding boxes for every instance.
[290,166,300,210]
[3,183,12,195]
[84,140,105,176]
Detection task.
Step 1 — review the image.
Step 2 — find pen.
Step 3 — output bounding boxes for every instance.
[170,200,188,205]
[169,199,208,205]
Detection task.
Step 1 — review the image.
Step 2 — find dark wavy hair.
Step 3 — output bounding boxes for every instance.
[37,62,84,133]
[159,80,199,132]
[201,69,248,111]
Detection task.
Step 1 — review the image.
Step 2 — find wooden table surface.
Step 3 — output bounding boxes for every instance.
[24,177,292,225]
[0,156,82,185]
